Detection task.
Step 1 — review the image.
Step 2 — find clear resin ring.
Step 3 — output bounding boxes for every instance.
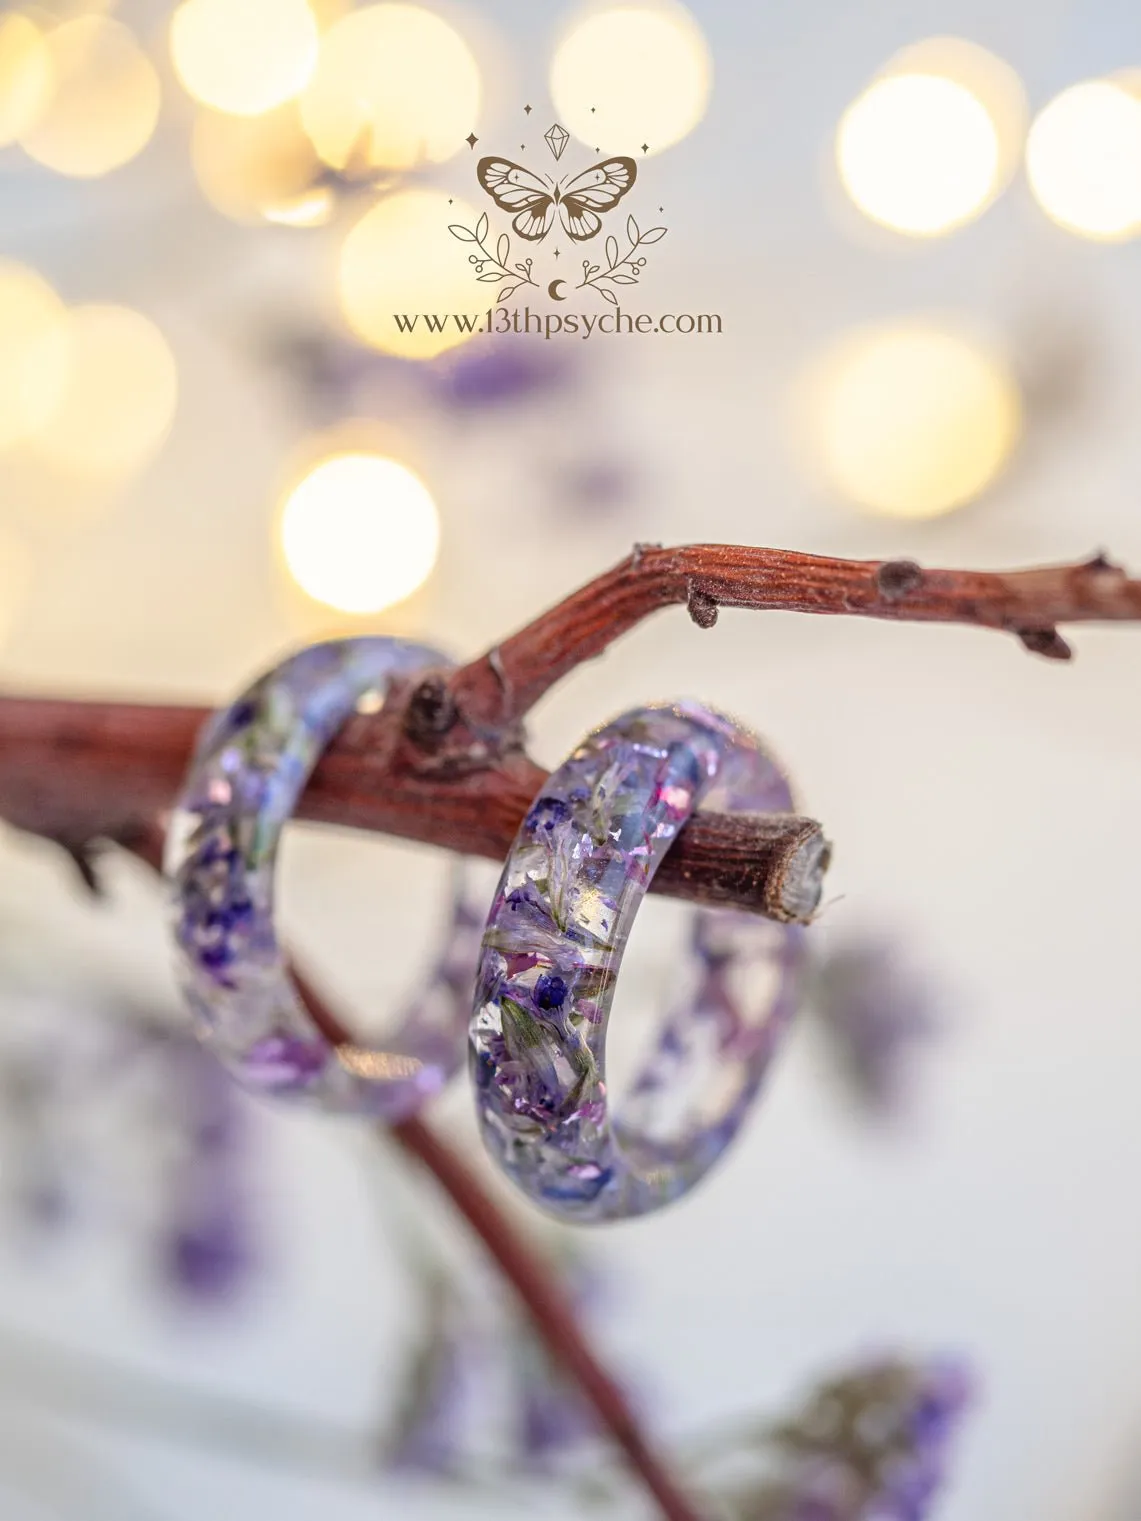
[470,702,804,1222]
[166,638,482,1119]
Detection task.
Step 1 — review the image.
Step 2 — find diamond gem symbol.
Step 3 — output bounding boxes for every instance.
[544,122,570,160]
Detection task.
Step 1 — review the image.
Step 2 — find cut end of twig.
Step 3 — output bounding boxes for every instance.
[1017,626,1073,661]
[764,822,832,924]
[686,587,719,629]
[874,559,924,602]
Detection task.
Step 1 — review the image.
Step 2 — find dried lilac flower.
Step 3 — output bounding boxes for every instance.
[809,937,940,1114]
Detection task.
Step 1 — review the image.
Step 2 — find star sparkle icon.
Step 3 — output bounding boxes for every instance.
[465,132,478,149]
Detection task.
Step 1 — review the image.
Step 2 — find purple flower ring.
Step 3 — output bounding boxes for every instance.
[469,701,805,1222]
[165,638,483,1119]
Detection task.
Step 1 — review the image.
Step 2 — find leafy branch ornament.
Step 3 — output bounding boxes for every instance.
[578,215,667,304]
[449,212,538,303]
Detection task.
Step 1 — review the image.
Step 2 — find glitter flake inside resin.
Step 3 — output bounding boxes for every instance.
[166,638,482,1119]
[469,702,804,1222]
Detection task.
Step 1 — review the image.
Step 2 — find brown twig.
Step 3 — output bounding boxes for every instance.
[444,544,1141,730]
[392,1114,707,1519]
[0,696,826,923]
[3,545,1138,924]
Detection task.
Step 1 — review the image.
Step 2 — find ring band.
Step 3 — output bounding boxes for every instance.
[166,638,480,1118]
[469,701,803,1221]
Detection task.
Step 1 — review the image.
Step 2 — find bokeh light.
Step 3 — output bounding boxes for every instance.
[18,17,160,178]
[1026,78,1141,241]
[885,39,1026,181]
[300,4,480,172]
[338,189,483,359]
[809,321,1021,518]
[0,263,70,453]
[29,306,178,480]
[280,452,440,614]
[170,0,319,118]
[837,73,1000,236]
[550,4,711,156]
[0,13,53,147]
[192,105,330,225]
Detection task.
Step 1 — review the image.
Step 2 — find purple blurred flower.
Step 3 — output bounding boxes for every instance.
[512,1255,627,1472]
[164,1182,252,1303]
[811,938,941,1113]
[384,1250,629,1479]
[154,1033,257,1307]
[429,339,573,410]
[386,1278,484,1476]
[768,1356,973,1521]
[516,1356,600,1471]
[557,457,635,515]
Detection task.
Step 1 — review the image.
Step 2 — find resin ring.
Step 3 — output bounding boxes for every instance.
[469,702,804,1222]
[165,638,482,1119]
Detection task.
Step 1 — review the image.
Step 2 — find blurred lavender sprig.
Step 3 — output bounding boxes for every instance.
[152,1033,256,1305]
[382,1244,623,1481]
[710,1356,973,1521]
[386,1272,486,1477]
[0,981,260,1311]
[808,936,942,1115]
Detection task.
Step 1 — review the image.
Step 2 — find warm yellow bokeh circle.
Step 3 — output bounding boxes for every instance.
[338,189,484,359]
[837,73,1000,236]
[301,3,480,171]
[551,4,711,155]
[29,305,178,479]
[0,13,54,147]
[192,105,329,225]
[280,452,441,614]
[19,17,160,177]
[0,262,70,452]
[811,322,1021,518]
[1026,79,1141,240]
[171,0,320,117]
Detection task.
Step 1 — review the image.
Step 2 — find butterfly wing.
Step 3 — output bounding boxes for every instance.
[555,157,637,241]
[476,157,557,241]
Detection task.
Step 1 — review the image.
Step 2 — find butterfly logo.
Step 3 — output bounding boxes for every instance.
[476,155,637,242]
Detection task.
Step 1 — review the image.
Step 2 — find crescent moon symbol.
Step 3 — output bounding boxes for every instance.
[547,278,568,301]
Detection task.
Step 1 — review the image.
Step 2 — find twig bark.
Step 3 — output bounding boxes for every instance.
[3,544,1138,923]
[0,696,826,923]
[392,1114,706,1520]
